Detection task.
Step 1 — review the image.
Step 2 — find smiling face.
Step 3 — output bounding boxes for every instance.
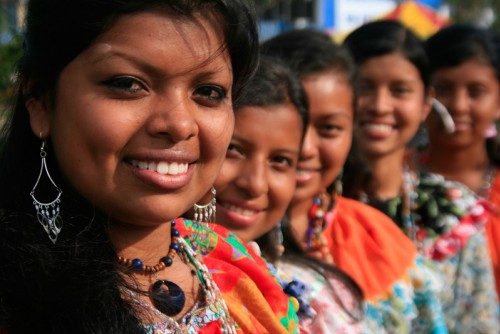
[292,71,353,204]
[214,104,302,242]
[355,52,431,158]
[32,11,234,226]
[427,58,500,150]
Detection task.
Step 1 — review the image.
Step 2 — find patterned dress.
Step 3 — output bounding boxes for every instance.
[322,197,448,334]
[363,172,499,333]
[139,218,299,334]
[276,260,365,334]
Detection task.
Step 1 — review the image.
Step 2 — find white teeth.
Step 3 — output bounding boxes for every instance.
[157,162,169,174]
[169,162,179,175]
[226,204,257,217]
[130,160,189,175]
[364,123,393,133]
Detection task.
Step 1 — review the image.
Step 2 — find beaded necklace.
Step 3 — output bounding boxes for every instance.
[119,222,237,333]
[305,193,334,263]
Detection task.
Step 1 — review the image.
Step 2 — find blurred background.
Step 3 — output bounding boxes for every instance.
[0,0,499,114]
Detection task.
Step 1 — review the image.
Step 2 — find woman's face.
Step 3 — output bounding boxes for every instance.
[355,52,431,158]
[31,11,234,226]
[292,72,353,204]
[427,58,500,149]
[214,105,302,242]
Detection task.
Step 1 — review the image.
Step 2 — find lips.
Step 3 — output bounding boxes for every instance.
[129,160,188,175]
[126,157,195,191]
[296,165,321,185]
[216,200,265,228]
[360,122,394,139]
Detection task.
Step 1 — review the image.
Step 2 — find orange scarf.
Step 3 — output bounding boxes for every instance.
[323,196,417,300]
[487,172,500,297]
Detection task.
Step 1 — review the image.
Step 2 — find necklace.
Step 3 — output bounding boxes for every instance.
[305,193,334,263]
[119,221,237,333]
[118,221,185,316]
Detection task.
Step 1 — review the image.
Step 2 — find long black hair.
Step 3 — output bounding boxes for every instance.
[262,29,363,322]
[0,0,258,332]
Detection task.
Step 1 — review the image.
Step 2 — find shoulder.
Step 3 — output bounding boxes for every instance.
[177,218,299,334]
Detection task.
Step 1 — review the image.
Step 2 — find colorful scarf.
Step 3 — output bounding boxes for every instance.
[177,219,299,334]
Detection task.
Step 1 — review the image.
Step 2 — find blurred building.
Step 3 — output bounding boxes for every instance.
[256,0,445,41]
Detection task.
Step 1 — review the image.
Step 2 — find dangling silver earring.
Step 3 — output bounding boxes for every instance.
[30,140,63,244]
[334,169,343,196]
[193,187,216,223]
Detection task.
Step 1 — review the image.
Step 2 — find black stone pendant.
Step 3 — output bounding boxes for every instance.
[150,280,186,316]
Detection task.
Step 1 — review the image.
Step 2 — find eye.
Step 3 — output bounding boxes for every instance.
[270,155,295,170]
[226,143,244,159]
[101,76,146,94]
[193,85,227,106]
[391,84,412,97]
[468,85,487,99]
[434,84,453,97]
[317,122,343,137]
[356,81,374,96]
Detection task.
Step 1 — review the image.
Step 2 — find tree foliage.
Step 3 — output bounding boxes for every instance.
[0,32,22,114]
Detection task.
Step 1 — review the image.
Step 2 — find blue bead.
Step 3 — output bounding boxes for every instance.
[131,258,143,270]
[170,243,180,252]
[171,229,180,237]
[313,197,321,205]
[161,256,173,267]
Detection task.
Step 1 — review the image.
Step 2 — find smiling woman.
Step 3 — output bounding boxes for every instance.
[0,1,300,333]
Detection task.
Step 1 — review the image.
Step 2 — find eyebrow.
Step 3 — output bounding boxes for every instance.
[87,48,229,79]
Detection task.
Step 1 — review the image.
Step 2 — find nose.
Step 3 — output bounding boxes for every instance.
[448,88,469,116]
[300,127,319,162]
[235,157,269,198]
[146,92,198,143]
[371,88,393,115]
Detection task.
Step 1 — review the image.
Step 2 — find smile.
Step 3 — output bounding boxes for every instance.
[221,203,260,217]
[129,160,189,175]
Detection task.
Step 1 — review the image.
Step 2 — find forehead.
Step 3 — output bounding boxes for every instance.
[234,105,303,146]
[358,53,418,79]
[83,10,230,75]
[432,58,498,83]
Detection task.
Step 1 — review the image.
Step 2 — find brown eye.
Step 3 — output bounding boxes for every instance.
[194,85,227,101]
[102,76,145,93]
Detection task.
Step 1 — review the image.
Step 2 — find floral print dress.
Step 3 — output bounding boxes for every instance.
[363,172,499,333]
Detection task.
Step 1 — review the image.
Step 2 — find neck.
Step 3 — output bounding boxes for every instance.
[289,195,317,245]
[109,221,172,265]
[366,150,405,199]
[427,142,490,192]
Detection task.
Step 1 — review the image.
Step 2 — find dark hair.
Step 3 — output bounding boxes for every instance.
[0,0,258,332]
[259,29,363,323]
[344,20,429,88]
[236,55,309,141]
[261,28,355,84]
[426,24,500,79]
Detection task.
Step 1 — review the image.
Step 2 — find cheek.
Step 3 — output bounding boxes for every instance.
[320,136,352,171]
[269,174,296,217]
[51,100,138,183]
[214,160,239,190]
[200,111,234,160]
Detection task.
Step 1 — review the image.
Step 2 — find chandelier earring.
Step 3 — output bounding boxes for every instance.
[334,169,343,196]
[30,139,63,244]
[192,187,216,223]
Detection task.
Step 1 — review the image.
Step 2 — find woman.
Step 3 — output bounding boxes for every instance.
[0,1,299,333]
[424,24,500,300]
[213,55,364,333]
[343,20,498,333]
[263,28,447,333]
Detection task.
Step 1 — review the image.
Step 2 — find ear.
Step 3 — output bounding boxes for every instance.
[422,86,435,121]
[26,96,51,139]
